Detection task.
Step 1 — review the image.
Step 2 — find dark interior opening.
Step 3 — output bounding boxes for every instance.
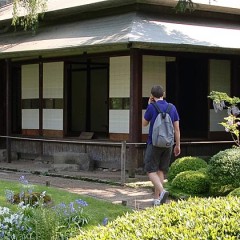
[66,58,109,138]
[166,56,208,140]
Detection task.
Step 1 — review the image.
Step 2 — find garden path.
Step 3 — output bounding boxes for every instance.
[0,160,159,210]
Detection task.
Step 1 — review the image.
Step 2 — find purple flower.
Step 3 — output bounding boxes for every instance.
[102,217,108,226]
[69,202,75,212]
[75,199,88,207]
[19,176,29,185]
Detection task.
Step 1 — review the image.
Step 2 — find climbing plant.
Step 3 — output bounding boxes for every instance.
[175,0,216,13]
[12,0,47,33]
[208,91,240,147]
[175,0,197,13]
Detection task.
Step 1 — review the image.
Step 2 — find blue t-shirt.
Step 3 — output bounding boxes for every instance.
[144,100,180,144]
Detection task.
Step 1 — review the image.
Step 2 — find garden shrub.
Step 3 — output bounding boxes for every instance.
[228,187,240,197]
[209,183,236,196]
[208,148,240,188]
[171,170,210,194]
[73,196,240,240]
[168,156,208,182]
[12,192,52,205]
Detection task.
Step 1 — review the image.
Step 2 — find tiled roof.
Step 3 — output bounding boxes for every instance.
[0,12,239,58]
[0,0,240,21]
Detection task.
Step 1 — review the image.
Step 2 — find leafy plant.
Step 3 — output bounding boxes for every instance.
[73,196,240,240]
[53,200,90,239]
[208,91,240,146]
[175,0,197,13]
[28,207,59,240]
[171,170,210,194]
[2,176,90,239]
[5,175,51,206]
[12,0,47,33]
[208,148,240,189]
[168,156,208,182]
[228,187,240,197]
[0,205,33,239]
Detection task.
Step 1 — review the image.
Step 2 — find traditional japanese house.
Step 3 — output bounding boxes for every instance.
[0,0,239,171]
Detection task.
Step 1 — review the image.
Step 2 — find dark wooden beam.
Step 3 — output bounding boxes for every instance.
[129,48,142,177]
[5,59,12,163]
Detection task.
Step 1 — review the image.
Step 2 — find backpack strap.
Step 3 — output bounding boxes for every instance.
[151,102,173,119]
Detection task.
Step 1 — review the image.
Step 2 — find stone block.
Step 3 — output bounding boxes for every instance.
[51,163,80,172]
[0,149,18,162]
[53,152,93,171]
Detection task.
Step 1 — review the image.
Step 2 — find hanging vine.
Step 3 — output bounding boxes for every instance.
[12,0,47,33]
[175,0,216,13]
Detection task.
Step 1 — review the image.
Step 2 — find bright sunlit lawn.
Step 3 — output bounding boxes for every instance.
[0,179,132,230]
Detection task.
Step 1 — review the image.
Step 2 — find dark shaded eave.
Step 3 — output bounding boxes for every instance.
[131,42,240,55]
[1,43,130,59]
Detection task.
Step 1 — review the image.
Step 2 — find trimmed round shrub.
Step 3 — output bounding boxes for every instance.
[168,156,208,182]
[209,183,236,196]
[73,196,240,240]
[228,187,240,197]
[208,148,240,187]
[171,170,210,194]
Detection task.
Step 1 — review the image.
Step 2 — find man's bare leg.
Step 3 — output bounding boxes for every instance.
[148,172,164,199]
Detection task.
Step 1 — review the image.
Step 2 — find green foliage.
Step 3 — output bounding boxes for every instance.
[0,179,131,231]
[208,148,240,188]
[29,207,59,240]
[209,183,235,197]
[208,91,240,146]
[171,170,210,194]
[168,156,208,182]
[73,196,240,240]
[208,91,240,106]
[12,0,47,33]
[175,0,197,13]
[220,115,240,146]
[228,188,240,197]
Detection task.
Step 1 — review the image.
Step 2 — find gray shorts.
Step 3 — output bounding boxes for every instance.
[144,144,172,173]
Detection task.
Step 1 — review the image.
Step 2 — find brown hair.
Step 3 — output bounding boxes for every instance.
[151,85,164,98]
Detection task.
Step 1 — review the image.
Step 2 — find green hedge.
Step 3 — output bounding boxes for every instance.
[208,148,240,192]
[168,156,208,182]
[72,196,240,240]
[229,188,240,197]
[171,170,210,194]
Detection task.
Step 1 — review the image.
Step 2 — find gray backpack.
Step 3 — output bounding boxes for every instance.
[151,102,174,148]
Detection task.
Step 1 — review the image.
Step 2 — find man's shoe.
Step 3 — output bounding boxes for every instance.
[153,199,161,206]
[160,190,169,204]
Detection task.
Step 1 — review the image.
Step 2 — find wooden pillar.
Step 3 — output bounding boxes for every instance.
[39,58,43,136]
[39,58,43,157]
[5,59,12,163]
[129,48,142,177]
[231,58,240,97]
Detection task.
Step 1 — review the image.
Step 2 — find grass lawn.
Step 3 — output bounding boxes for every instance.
[0,179,132,229]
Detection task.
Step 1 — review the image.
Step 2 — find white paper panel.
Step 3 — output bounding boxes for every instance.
[109,56,130,97]
[43,109,63,130]
[22,109,39,129]
[209,59,230,94]
[43,62,64,98]
[109,110,129,133]
[142,110,149,134]
[22,64,39,99]
[209,109,228,131]
[142,55,166,97]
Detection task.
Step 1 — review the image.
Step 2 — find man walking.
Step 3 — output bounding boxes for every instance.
[143,85,181,206]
